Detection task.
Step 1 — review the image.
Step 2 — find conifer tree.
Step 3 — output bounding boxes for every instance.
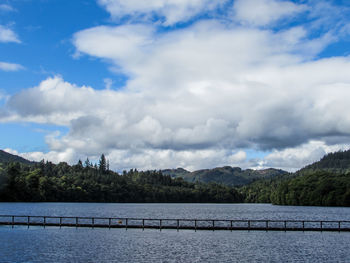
[99,154,107,173]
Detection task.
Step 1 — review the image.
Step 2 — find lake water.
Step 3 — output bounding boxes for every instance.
[0,203,349,262]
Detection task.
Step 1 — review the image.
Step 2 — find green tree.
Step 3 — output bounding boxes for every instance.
[99,154,107,174]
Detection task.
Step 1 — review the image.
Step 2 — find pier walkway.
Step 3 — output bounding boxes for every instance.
[1,215,350,232]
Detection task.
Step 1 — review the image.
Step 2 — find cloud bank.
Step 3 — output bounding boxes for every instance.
[2,0,350,171]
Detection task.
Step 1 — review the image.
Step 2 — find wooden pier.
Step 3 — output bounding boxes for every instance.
[0,215,350,232]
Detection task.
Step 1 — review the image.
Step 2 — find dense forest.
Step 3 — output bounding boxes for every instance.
[241,150,350,207]
[240,171,350,206]
[0,154,243,203]
[297,150,350,175]
[271,172,350,206]
[1,149,350,206]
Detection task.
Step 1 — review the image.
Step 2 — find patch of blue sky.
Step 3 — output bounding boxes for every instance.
[318,40,350,58]
[155,0,235,32]
[245,149,270,160]
[0,122,68,153]
[1,0,127,92]
[0,95,7,107]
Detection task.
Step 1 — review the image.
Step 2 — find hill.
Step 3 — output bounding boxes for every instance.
[162,168,190,178]
[2,147,349,206]
[163,166,288,186]
[241,149,350,206]
[297,150,350,175]
[271,171,350,206]
[0,150,33,165]
[0,155,243,203]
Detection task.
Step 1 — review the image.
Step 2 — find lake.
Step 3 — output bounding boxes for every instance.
[0,203,349,262]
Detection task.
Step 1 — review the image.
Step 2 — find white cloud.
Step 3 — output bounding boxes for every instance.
[0,25,20,43]
[5,51,350,171]
[2,1,350,171]
[103,78,113,90]
[107,148,247,171]
[0,61,24,71]
[0,4,15,12]
[6,140,348,172]
[6,146,247,172]
[233,0,307,26]
[97,0,228,25]
[259,141,350,171]
[4,148,76,164]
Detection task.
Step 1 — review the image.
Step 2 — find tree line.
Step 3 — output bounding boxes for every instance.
[0,155,243,203]
[1,152,350,206]
[240,171,350,207]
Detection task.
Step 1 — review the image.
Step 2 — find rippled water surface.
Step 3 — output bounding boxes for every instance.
[0,203,350,262]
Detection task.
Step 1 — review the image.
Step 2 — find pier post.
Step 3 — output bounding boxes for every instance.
[338,221,341,232]
[248,220,250,230]
[160,219,162,231]
[212,220,215,231]
[92,218,94,228]
[302,221,304,231]
[142,219,145,231]
[126,219,128,230]
[12,216,14,228]
[109,218,111,229]
[44,217,46,228]
[320,221,323,231]
[177,219,179,232]
[230,220,233,232]
[76,217,78,227]
[266,220,268,231]
[27,216,30,228]
[284,221,286,231]
[60,217,62,228]
[195,220,197,232]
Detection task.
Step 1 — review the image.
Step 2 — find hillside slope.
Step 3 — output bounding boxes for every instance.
[163,166,288,186]
[297,150,350,175]
[0,150,33,165]
[242,149,350,206]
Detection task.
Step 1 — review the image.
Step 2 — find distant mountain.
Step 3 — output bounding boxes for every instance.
[162,166,288,186]
[162,168,191,178]
[0,150,33,165]
[297,149,350,175]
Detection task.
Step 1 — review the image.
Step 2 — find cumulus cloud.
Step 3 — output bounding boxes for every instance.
[5,146,247,172]
[0,61,24,71]
[2,0,350,171]
[0,25,20,43]
[258,141,350,171]
[97,0,228,25]
[5,55,350,171]
[105,148,247,172]
[233,0,307,26]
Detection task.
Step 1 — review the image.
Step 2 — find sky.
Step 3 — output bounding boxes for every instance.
[1,0,350,172]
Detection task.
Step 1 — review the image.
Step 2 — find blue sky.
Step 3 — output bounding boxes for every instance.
[0,0,120,91]
[0,0,122,152]
[1,0,350,171]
